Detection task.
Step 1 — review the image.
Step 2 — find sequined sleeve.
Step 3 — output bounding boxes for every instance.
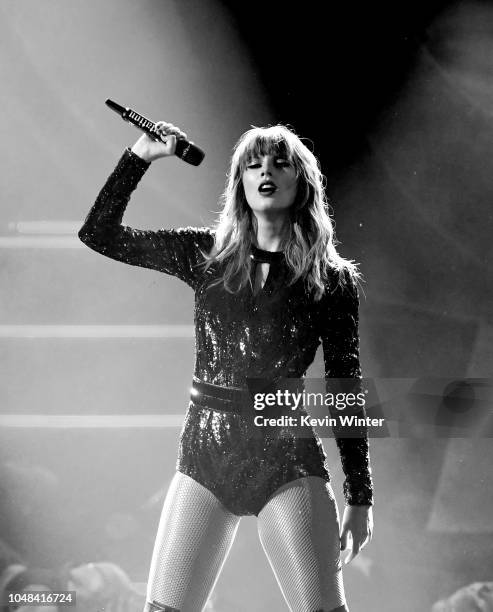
[321,269,374,506]
[78,148,213,290]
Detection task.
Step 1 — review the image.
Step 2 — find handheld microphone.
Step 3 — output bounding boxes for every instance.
[105,99,205,166]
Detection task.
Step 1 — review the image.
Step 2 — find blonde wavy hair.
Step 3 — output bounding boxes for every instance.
[202,125,360,301]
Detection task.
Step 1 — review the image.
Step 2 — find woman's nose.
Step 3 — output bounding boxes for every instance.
[261,160,274,175]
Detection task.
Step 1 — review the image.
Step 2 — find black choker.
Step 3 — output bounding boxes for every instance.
[250,244,285,264]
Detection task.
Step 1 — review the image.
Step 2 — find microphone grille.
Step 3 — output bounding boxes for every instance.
[175,140,205,166]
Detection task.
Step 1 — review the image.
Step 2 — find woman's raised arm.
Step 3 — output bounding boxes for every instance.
[78,123,213,290]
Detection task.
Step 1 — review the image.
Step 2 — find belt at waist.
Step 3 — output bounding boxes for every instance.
[190,376,305,414]
[190,377,252,413]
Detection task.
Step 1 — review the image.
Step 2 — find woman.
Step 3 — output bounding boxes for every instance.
[79,122,374,612]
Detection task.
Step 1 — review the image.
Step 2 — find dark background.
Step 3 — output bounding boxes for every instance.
[220,1,448,171]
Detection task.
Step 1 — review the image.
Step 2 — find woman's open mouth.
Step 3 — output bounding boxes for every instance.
[258,180,277,196]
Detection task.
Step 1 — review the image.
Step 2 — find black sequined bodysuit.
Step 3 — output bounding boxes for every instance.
[79,148,374,514]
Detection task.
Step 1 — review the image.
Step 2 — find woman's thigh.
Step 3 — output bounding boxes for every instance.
[257,476,346,612]
[145,471,240,612]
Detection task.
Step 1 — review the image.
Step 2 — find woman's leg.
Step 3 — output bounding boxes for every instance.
[144,471,240,612]
[257,476,348,612]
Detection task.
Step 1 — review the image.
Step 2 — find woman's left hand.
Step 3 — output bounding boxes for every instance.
[340,505,373,564]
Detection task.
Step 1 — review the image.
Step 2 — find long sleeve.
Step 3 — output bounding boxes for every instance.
[320,269,374,506]
[78,148,214,291]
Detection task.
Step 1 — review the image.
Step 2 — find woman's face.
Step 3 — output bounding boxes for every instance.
[241,153,298,214]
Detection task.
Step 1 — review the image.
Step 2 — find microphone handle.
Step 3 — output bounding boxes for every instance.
[105,99,205,166]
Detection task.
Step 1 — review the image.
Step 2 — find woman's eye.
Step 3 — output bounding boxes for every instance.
[246,160,290,169]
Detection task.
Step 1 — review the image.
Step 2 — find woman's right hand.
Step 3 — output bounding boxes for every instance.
[130,121,188,163]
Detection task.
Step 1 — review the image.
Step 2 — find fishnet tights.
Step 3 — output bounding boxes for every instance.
[144,472,239,612]
[143,473,347,612]
[258,477,347,612]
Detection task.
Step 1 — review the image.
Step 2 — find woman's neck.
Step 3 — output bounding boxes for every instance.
[253,215,290,252]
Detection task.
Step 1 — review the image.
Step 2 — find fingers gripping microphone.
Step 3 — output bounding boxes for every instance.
[105,99,205,166]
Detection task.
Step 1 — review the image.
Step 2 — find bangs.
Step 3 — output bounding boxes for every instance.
[237,129,296,172]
